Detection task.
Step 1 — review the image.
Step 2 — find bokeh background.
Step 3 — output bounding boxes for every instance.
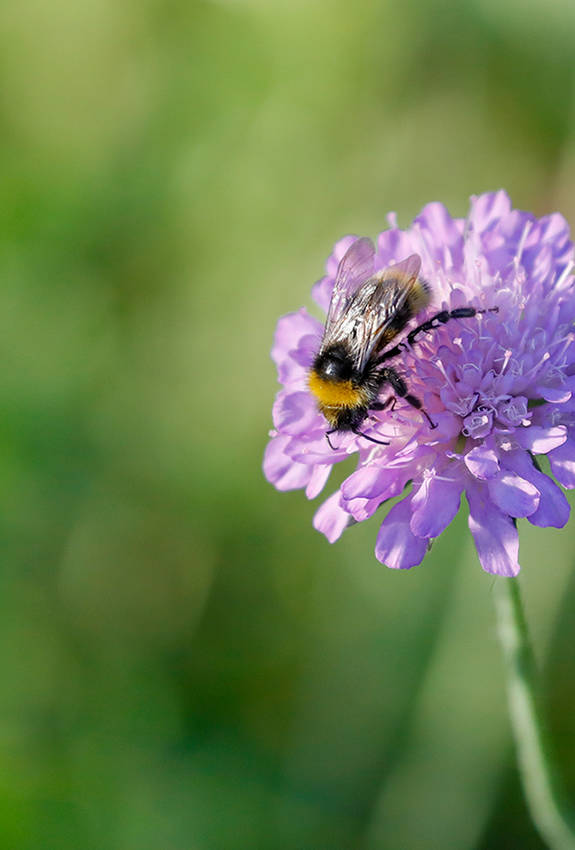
[1,0,575,847]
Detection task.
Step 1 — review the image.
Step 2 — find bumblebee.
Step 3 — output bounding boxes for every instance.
[308,237,493,447]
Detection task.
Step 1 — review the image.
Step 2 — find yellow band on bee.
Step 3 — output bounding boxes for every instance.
[308,371,366,408]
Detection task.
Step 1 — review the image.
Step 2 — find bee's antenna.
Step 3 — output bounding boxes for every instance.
[352,429,390,446]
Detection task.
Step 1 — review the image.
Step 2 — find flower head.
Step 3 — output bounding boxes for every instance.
[264,192,575,576]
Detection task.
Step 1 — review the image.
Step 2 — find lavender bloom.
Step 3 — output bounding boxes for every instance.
[264,192,575,576]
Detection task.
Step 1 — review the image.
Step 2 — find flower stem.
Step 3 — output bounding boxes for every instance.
[494,578,575,850]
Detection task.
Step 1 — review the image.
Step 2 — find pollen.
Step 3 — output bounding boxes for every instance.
[308,371,365,408]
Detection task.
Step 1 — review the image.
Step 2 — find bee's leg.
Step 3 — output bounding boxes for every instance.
[379,367,437,429]
[371,396,396,413]
[406,306,499,348]
[326,426,389,449]
[375,306,499,365]
[325,430,338,451]
[351,429,390,446]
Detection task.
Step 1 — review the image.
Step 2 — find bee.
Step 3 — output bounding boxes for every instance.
[308,237,495,447]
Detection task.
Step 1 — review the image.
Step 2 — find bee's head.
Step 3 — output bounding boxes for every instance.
[313,346,354,382]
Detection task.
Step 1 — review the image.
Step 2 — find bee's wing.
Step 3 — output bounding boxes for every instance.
[323,237,376,335]
[378,253,422,290]
[324,253,424,371]
[371,253,423,331]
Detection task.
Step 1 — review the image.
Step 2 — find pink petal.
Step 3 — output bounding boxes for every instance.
[464,444,500,479]
[413,202,464,269]
[539,211,571,245]
[527,474,570,529]
[305,464,331,500]
[341,465,403,501]
[534,384,572,404]
[345,495,386,523]
[290,334,322,372]
[313,491,350,543]
[487,471,540,518]
[515,425,567,454]
[410,473,463,538]
[549,440,575,489]
[377,227,415,268]
[263,435,314,492]
[419,410,462,443]
[468,191,512,234]
[466,483,520,577]
[341,464,413,522]
[272,308,321,367]
[289,431,353,465]
[502,450,570,528]
[272,391,321,436]
[375,498,428,570]
[311,276,333,313]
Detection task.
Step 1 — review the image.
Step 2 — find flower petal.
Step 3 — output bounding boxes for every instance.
[377,226,415,267]
[272,308,322,385]
[464,444,500,479]
[341,464,402,501]
[502,450,570,528]
[410,472,464,538]
[310,276,333,313]
[272,391,321,436]
[487,471,540,518]
[534,384,572,404]
[413,202,464,269]
[469,191,512,234]
[466,483,520,577]
[514,425,567,454]
[375,498,428,570]
[263,435,314,491]
[496,396,530,427]
[289,431,353,465]
[527,475,570,528]
[313,491,351,543]
[341,462,413,522]
[344,496,384,523]
[462,409,494,439]
[549,440,575,489]
[305,464,331,500]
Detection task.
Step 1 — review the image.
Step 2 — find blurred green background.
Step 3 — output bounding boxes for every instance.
[1,0,575,847]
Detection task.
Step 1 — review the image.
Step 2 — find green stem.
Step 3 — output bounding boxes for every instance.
[494,578,575,850]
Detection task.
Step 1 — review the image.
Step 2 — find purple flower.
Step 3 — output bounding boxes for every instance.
[264,192,575,576]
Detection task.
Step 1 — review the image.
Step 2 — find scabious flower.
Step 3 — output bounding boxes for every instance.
[264,192,575,576]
